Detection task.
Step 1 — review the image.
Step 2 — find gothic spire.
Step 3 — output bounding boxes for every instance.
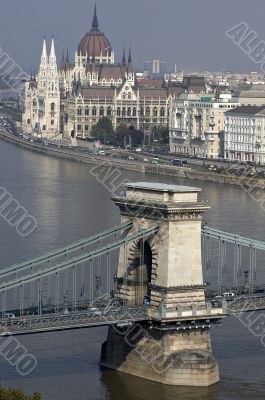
[49,36,57,69]
[61,49,65,70]
[122,46,126,66]
[127,47,133,74]
[128,47,132,64]
[92,3,99,30]
[41,36,47,60]
[39,36,48,73]
[50,36,56,59]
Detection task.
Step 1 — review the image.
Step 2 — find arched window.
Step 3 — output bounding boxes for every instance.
[122,107,126,117]
[77,107,82,116]
[146,107,150,116]
[42,125,46,130]
[85,108,89,116]
[51,103,55,112]
[85,125,89,131]
[107,107,112,116]
[117,108,121,117]
[133,108,137,117]
[127,107,131,117]
[27,119,30,124]
[153,107,158,117]
[33,100,37,108]
[128,93,132,100]
[77,124,82,132]
[160,107,165,117]
[51,120,54,126]
[100,107,104,116]
[92,107,97,116]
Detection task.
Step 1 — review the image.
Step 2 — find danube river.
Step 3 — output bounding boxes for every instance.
[0,140,265,400]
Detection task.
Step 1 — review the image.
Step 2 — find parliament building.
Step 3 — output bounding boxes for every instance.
[22,5,182,140]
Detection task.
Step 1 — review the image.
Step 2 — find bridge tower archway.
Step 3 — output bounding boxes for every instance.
[101,182,225,387]
[126,240,152,306]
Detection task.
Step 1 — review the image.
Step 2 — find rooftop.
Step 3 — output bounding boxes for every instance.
[226,105,265,115]
[124,182,202,193]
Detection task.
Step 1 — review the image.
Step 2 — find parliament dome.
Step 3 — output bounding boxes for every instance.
[78,5,112,58]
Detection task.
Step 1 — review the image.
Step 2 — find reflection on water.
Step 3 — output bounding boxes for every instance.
[0,140,265,399]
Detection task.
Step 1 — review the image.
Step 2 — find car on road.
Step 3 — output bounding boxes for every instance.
[223,292,235,301]
[4,313,16,319]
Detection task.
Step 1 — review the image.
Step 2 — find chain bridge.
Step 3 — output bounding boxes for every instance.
[1,182,265,386]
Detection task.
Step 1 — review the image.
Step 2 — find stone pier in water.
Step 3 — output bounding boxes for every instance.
[100,182,224,386]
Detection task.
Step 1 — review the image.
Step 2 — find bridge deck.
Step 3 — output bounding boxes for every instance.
[0,307,148,336]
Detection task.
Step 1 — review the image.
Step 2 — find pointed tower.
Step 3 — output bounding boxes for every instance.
[43,36,60,134]
[127,47,133,74]
[121,47,127,77]
[49,36,57,70]
[61,49,65,71]
[40,36,48,71]
[92,3,99,31]
[126,47,135,86]
[38,36,49,91]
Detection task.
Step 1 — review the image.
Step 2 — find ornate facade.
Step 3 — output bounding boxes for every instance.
[22,6,173,140]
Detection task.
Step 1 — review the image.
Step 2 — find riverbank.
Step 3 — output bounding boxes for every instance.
[0,129,264,189]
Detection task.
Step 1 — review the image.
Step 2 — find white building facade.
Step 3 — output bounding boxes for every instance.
[22,6,174,140]
[169,93,238,159]
[224,106,265,164]
[22,38,61,138]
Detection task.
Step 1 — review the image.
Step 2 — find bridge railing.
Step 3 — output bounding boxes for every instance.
[202,225,265,296]
[0,223,158,321]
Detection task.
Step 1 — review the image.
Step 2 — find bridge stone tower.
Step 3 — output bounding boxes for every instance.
[101,182,224,386]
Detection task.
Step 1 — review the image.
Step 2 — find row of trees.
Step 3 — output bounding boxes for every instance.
[0,386,41,399]
[91,117,169,147]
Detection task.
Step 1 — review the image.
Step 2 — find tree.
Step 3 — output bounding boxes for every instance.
[91,117,116,145]
[153,125,169,145]
[115,124,143,147]
[0,386,41,400]
[116,123,129,146]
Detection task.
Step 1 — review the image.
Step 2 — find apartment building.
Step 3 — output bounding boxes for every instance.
[224,105,265,164]
[169,93,238,159]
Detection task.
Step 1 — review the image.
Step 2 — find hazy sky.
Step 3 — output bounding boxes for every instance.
[1,0,265,73]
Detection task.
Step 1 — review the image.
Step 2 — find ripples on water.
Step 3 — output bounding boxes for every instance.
[0,141,265,399]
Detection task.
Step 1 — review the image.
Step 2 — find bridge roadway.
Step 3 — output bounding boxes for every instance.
[2,293,265,335]
[0,306,148,335]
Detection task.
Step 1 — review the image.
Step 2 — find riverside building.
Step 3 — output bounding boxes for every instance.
[224,105,265,164]
[169,93,238,159]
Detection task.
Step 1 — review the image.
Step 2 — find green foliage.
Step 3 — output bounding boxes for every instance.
[153,126,169,144]
[116,124,144,147]
[91,118,168,148]
[116,123,128,146]
[91,117,116,145]
[0,386,41,400]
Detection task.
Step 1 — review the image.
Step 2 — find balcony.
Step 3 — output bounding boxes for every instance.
[171,129,186,140]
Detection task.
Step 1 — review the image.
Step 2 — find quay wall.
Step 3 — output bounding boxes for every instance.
[0,129,264,190]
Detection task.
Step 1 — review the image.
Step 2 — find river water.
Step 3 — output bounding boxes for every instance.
[0,140,265,400]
